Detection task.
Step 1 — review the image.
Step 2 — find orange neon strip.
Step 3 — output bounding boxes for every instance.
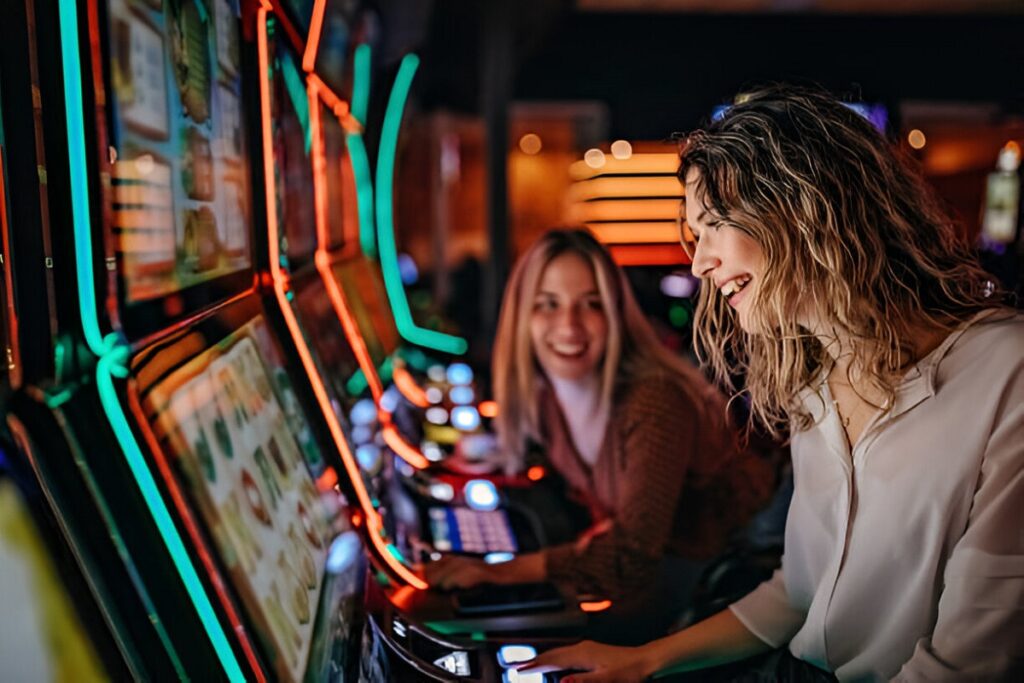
[579,600,613,613]
[301,0,326,72]
[608,243,690,267]
[257,4,425,590]
[392,365,430,408]
[305,75,427,469]
[381,422,429,469]
[126,385,267,680]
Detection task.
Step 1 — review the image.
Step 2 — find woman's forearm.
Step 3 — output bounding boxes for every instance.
[637,608,773,677]
[494,550,547,584]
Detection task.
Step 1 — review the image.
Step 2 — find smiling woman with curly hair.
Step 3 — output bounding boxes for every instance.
[524,86,1023,683]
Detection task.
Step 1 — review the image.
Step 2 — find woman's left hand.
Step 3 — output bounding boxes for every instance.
[517,640,655,683]
[423,555,496,590]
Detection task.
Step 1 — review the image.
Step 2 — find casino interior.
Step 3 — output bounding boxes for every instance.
[0,0,1021,681]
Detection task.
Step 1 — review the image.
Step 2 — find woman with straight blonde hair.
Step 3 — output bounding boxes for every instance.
[524,86,1023,682]
[426,229,774,635]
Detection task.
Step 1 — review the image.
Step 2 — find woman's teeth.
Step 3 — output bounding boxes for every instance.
[720,276,751,299]
[551,342,585,356]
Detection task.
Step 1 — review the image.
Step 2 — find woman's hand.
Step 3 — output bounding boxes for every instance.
[517,640,655,683]
[423,551,546,590]
[422,555,495,590]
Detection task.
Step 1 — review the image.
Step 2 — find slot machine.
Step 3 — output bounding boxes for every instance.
[258,3,602,680]
[21,0,388,679]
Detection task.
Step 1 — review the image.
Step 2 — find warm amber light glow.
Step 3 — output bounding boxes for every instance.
[569,153,679,180]
[527,466,546,481]
[478,400,499,418]
[519,133,542,155]
[579,600,613,612]
[907,129,927,149]
[569,176,683,202]
[588,221,681,244]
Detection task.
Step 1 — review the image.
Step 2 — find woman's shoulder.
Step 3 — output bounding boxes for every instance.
[617,367,712,419]
[947,308,1024,365]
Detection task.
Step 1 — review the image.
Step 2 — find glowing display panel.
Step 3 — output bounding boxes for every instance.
[106,0,252,304]
[268,22,318,265]
[332,256,401,371]
[142,317,332,682]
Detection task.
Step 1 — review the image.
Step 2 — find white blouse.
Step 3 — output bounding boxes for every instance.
[730,310,1024,682]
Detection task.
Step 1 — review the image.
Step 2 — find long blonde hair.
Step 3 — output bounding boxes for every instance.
[493,229,707,467]
[679,85,1002,438]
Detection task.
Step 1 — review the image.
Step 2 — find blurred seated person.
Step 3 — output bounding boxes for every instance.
[425,229,776,636]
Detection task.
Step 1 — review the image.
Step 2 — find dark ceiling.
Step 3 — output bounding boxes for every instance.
[398,1,1024,139]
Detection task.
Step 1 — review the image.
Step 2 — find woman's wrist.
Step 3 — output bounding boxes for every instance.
[494,551,547,584]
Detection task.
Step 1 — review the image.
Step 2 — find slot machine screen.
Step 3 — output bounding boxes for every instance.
[106,0,253,304]
[319,99,359,252]
[332,257,401,371]
[268,23,317,264]
[290,274,364,420]
[140,316,337,682]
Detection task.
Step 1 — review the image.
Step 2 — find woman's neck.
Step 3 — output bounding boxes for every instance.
[548,372,608,467]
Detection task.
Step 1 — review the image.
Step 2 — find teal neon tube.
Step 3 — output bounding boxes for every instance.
[346,132,377,258]
[375,54,467,355]
[351,44,371,127]
[58,2,244,678]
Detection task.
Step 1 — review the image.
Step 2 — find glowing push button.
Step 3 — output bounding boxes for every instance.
[447,362,474,386]
[497,644,537,668]
[504,669,543,683]
[464,479,499,511]
[451,406,481,431]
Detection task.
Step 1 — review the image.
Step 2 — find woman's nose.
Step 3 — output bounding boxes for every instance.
[690,240,718,279]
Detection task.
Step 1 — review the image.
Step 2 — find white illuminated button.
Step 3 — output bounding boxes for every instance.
[350,398,378,426]
[326,531,361,574]
[504,669,543,683]
[427,364,447,382]
[449,385,475,405]
[352,425,373,445]
[426,386,444,404]
[446,362,474,386]
[429,482,455,502]
[484,552,515,565]
[355,444,381,473]
[422,441,444,462]
[381,386,401,413]
[451,406,481,431]
[433,650,471,675]
[497,645,537,667]
[425,407,449,425]
[464,479,499,511]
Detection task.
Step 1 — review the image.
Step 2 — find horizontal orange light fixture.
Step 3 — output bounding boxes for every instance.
[579,600,613,613]
[571,198,681,223]
[608,244,690,266]
[478,400,498,418]
[569,153,679,181]
[569,176,682,203]
[587,221,680,245]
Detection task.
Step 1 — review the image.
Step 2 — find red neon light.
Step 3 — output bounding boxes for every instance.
[608,243,690,267]
[257,3,425,590]
[392,365,430,408]
[0,148,21,389]
[126,385,267,680]
[316,466,338,493]
[579,600,613,613]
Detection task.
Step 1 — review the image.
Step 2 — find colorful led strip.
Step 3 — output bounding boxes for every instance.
[58,1,250,678]
[376,54,467,355]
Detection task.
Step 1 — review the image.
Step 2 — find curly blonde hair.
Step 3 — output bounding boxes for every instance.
[679,85,1002,438]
